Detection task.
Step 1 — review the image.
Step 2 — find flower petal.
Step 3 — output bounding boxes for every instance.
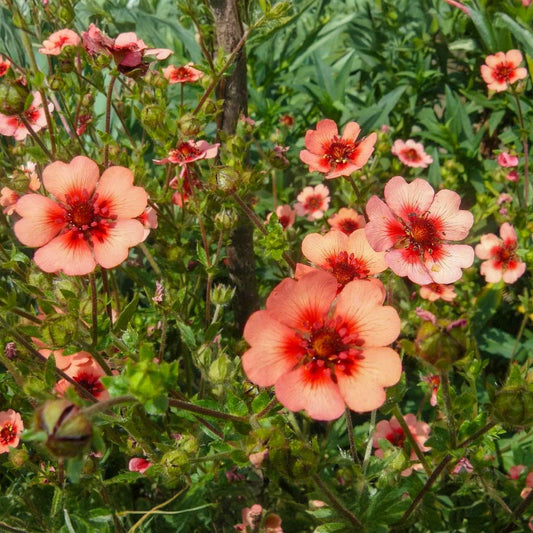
[428,189,473,240]
[384,176,434,221]
[43,156,99,202]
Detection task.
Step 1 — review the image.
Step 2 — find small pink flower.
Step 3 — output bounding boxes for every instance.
[300,119,377,179]
[152,280,164,303]
[475,223,526,284]
[497,193,513,205]
[0,409,24,454]
[294,184,330,221]
[373,414,431,476]
[39,29,80,55]
[421,374,440,406]
[154,140,219,166]
[0,91,54,141]
[522,0,533,6]
[273,144,289,165]
[55,356,109,400]
[481,50,528,92]
[506,170,519,182]
[419,283,457,302]
[521,472,533,499]
[0,55,11,76]
[365,176,474,285]
[267,204,296,230]
[452,457,473,474]
[509,465,526,480]
[391,139,433,168]
[249,449,268,468]
[327,208,366,235]
[1,187,20,215]
[279,114,294,127]
[129,457,152,474]
[163,63,203,84]
[295,229,386,292]
[497,152,519,168]
[13,156,148,276]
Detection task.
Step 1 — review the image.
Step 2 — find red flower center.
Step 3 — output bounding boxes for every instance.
[427,283,443,294]
[325,139,354,164]
[338,218,361,235]
[304,195,324,211]
[406,215,439,251]
[174,67,192,81]
[386,427,406,447]
[312,328,345,359]
[63,190,114,234]
[0,422,17,445]
[75,371,105,397]
[0,64,8,76]
[494,63,514,83]
[24,107,40,124]
[403,148,420,162]
[172,142,201,161]
[278,215,290,229]
[326,251,370,287]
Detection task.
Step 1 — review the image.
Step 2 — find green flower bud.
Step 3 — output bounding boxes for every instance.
[414,321,466,370]
[208,354,233,383]
[211,284,235,306]
[178,114,201,136]
[177,434,198,455]
[0,81,29,115]
[161,449,188,479]
[492,387,533,428]
[36,399,92,458]
[214,208,237,231]
[41,314,78,347]
[48,75,64,91]
[9,448,28,468]
[216,167,240,192]
[141,105,164,130]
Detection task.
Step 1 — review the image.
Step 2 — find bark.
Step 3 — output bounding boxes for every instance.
[209,0,260,331]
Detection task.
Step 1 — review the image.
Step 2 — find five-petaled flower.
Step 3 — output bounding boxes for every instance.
[365,176,474,285]
[294,184,330,221]
[163,63,203,84]
[0,91,54,141]
[0,409,24,454]
[481,50,528,92]
[13,156,148,275]
[299,118,377,179]
[39,29,80,55]
[475,222,526,284]
[327,208,366,235]
[391,139,433,168]
[419,283,457,302]
[154,140,219,166]
[242,271,402,421]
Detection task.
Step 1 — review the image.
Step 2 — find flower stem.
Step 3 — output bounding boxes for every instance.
[455,420,497,449]
[17,114,53,159]
[103,75,118,167]
[439,370,457,448]
[346,175,362,200]
[312,474,364,530]
[168,398,249,424]
[81,394,137,417]
[89,273,98,348]
[345,408,360,464]
[362,408,376,475]
[500,488,533,533]
[513,91,529,207]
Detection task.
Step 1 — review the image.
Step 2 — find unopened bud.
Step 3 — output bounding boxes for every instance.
[41,314,78,346]
[141,105,164,129]
[0,81,29,115]
[9,448,28,468]
[178,113,201,136]
[48,75,64,91]
[492,387,533,428]
[214,208,237,231]
[216,167,240,192]
[211,284,235,306]
[4,342,17,360]
[161,449,188,479]
[414,320,466,370]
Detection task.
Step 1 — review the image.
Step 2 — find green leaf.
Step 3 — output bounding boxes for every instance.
[113,294,139,332]
[176,321,198,352]
[471,285,502,336]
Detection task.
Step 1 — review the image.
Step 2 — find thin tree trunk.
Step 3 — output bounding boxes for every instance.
[209,0,260,330]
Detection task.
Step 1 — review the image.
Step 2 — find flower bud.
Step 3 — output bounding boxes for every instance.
[36,399,92,458]
[216,167,240,192]
[9,448,28,468]
[41,314,78,346]
[210,284,235,307]
[492,387,533,428]
[141,105,164,130]
[414,320,466,370]
[178,114,201,136]
[48,75,64,91]
[0,81,29,115]
[214,208,237,231]
[4,341,17,360]
[161,449,188,479]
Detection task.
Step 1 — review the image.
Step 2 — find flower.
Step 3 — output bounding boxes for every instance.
[129,457,152,474]
[421,374,440,406]
[365,176,474,285]
[0,91,54,141]
[522,0,533,6]
[481,50,528,92]
[13,155,148,275]
[452,457,473,475]
[267,204,296,230]
[294,184,330,221]
[39,29,80,55]
[509,465,526,480]
[299,118,377,179]
[0,409,23,454]
[475,222,526,284]
[242,271,402,421]
[39,348,92,371]
[163,63,203,84]
[234,505,283,533]
[0,55,11,76]
[154,140,219,166]
[419,283,457,302]
[415,307,437,325]
[138,206,158,241]
[391,139,433,168]
[55,357,109,400]
[521,472,533,499]
[295,229,386,292]
[279,114,294,127]
[327,208,366,235]
[1,187,20,215]
[373,413,431,476]
[497,152,519,168]
[506,170,519,182]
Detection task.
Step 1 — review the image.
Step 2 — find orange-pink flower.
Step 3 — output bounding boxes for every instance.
[0,409,24,454]
[295,229,386,292]
[294,184,330,221]
[39,29,80,55]
[163,63,203,84]
[481,50,528,92]
[391,139,433,168]
[365,176,474,285]
[13,156,148,275]
[55,357,109,400]
[299,119,377,179]
[475,223,526,284]
[0,91,54,141]
[497,152,519,168]
[0,55,11,76]
[267,204,296,230]
[419,283,457,302]
[242,271,402,421]
[154,140,219,166]
[129,457,152,474]
[327,208,366,235]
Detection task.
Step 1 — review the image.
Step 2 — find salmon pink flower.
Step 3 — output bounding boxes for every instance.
[267,204,296,230]
[294,184,330,221]
[497,152,519,168]
[0,91,54,141]
[295,229,387,292]
[13,156,148,276]
[39,348,92,371]
[154,140,219,166]
[452,457,474,475]
[509,465,526,480]
[300,119,377,179]
[242,271,402,421]
[138,206,158,241]
[391,139,433,168]
[163,63,203,84]
[365,176,474,285]
[129,457,152,474]
[0,55,11,76]
[1,187,20,215]
[0,409,23,454]
[55,356,109,400]
[475,223,526,284]
[419,283,457,302]
[481,50,528,92]
[39,29,80,55]
[373,413,431,476]
[327,208,366,235]
[506,170,519,182]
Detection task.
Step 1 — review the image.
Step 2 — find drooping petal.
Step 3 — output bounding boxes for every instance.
[242,311,302,386]
[336,347,402,412]
[14,194,66,247]
[43,156,99,202]
[384,176,434,221]
[34,232,96,275]
[299,150,331,173]
[274,365,345,421]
